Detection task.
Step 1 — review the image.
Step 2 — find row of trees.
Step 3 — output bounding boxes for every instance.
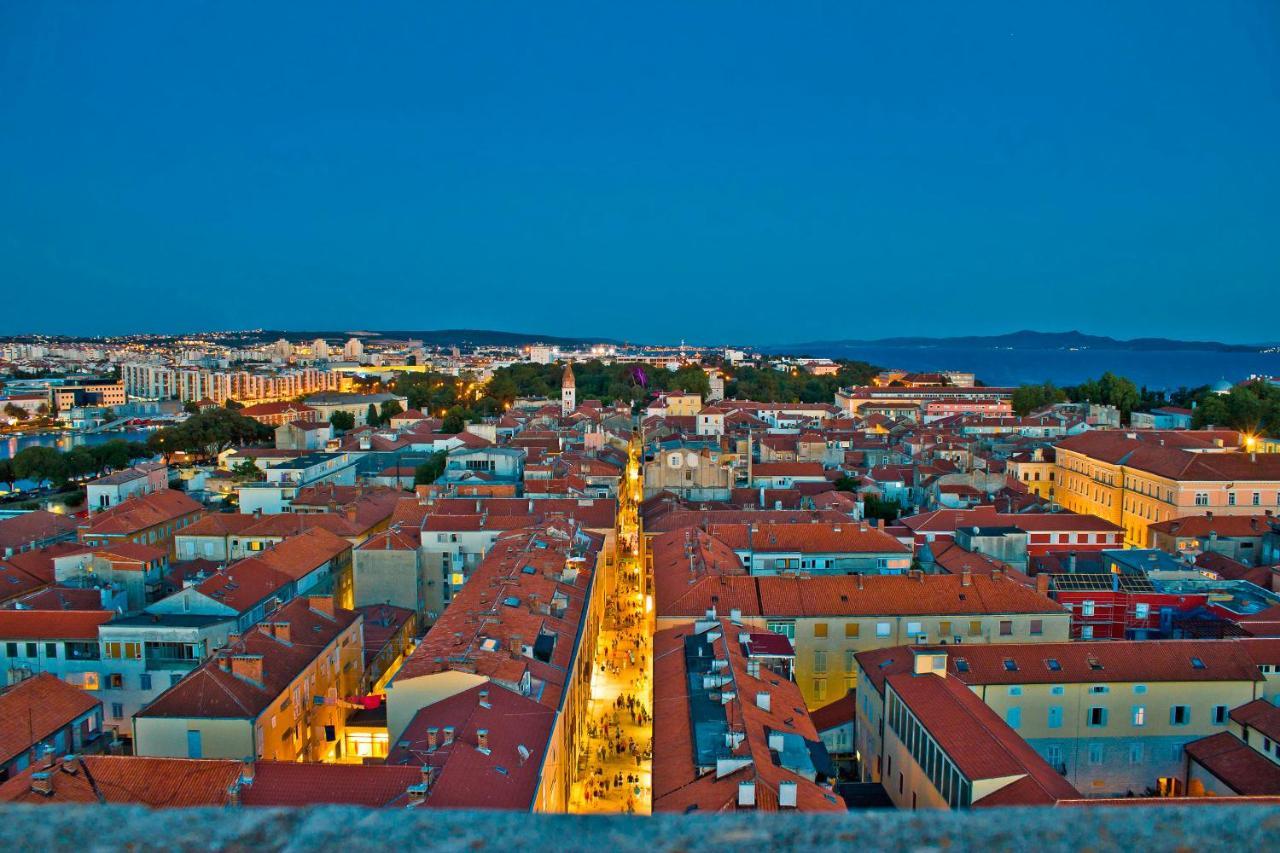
[1192,380,1280,436]
[468,357,881,413]
[146,408,273,463]
[724,360,878,403]
[0,438,151,491]
[1009,372,1280,435]
[1010,372,1145,422]
[3,402,51,422]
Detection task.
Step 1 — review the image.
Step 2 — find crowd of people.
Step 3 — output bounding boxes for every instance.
[573,557,653,814]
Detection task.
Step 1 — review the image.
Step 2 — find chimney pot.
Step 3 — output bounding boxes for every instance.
[443,726,455,746]
[426,727,439,750]
[30,771,54,797]
[477,729,490,751]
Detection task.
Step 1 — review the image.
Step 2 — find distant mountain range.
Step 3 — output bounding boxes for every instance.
[768,330,1274,354]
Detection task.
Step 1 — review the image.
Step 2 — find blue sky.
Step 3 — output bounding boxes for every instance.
[1,2,1277,344]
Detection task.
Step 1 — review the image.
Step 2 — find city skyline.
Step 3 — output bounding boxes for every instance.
[3,2,1278,342]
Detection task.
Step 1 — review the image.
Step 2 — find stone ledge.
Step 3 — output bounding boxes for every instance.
[1,804,1278,852]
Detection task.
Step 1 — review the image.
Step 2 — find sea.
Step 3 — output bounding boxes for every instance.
[802,345,1280,391]
[0,427,158,494]
[1,427,156,462]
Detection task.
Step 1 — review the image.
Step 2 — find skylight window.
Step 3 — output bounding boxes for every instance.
[1191,657,1206,670]
[955,658,970,673]
[1045,658,1062,672]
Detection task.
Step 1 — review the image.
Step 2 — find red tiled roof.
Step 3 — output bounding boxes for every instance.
[901,506,1122,535]
[706,522,908,555]
[0,610,113,640]
[242,761,423,807]
[750,462,827,478]
[887,671,1079,805]
[0,510,78,551]
[391,524,600,711]
[254,528,352,581]
[652,621,844,813]
[138,597,360,720]
[0,674,101,764]
[1185,731,1280,795]
[78,490,203,538]
[0,755,238,806]
[1151,513,1276,538]
[1230,699,1280,744]
[856,640,1264,694]
[0,542,91,584]
[1056,431,1280,482]
[385,683,554,810]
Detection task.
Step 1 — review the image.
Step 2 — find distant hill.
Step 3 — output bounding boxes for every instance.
[769,330,1270,354]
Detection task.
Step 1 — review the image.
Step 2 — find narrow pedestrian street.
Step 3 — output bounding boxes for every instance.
[569,429,653,814]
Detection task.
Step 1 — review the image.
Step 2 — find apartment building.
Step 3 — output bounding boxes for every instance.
[77,490,205,557]
[703,521,911,575]
[652,528,1069,709]
[95,613,234,739]
[856,640,1264,799]
[85,463,169,512]
[651,619,844,813]
[1053,430,1280,547]
[133,596,363,762]
[0,610,115,689]
[0,674,105,782]
[384,523,605,812]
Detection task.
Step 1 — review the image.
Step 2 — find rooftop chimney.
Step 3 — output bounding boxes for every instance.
[421,765,435,788]
[443,726,455,746]
[30,771,54,797]
[229,655,265,685]
[479,689,491,709]
[1036,573,1051,596]
[426,727,439,751]
[960,568,972,587]
[269,622,291,644]
[476,729,490,753]
[308,595,335,619]
[756,691,771,712]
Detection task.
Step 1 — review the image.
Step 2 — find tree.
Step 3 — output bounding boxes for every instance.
[862,495,901,522]
[833,475,859,493]
[148,407,272,462]
[329,410,355,432]
[183,401,200,414]
[63,446,98,480]
[91,439,133,474]
[4,403,29,422]
[0,458,15,492]
[441,409,468,434]
[414,451,447,486]
[1011,382,1066,416]
[380,399,404,423]
[230,459,264,482]
[12,445,66,487]
[1067,371,1140,423]
[366,404,380,428]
